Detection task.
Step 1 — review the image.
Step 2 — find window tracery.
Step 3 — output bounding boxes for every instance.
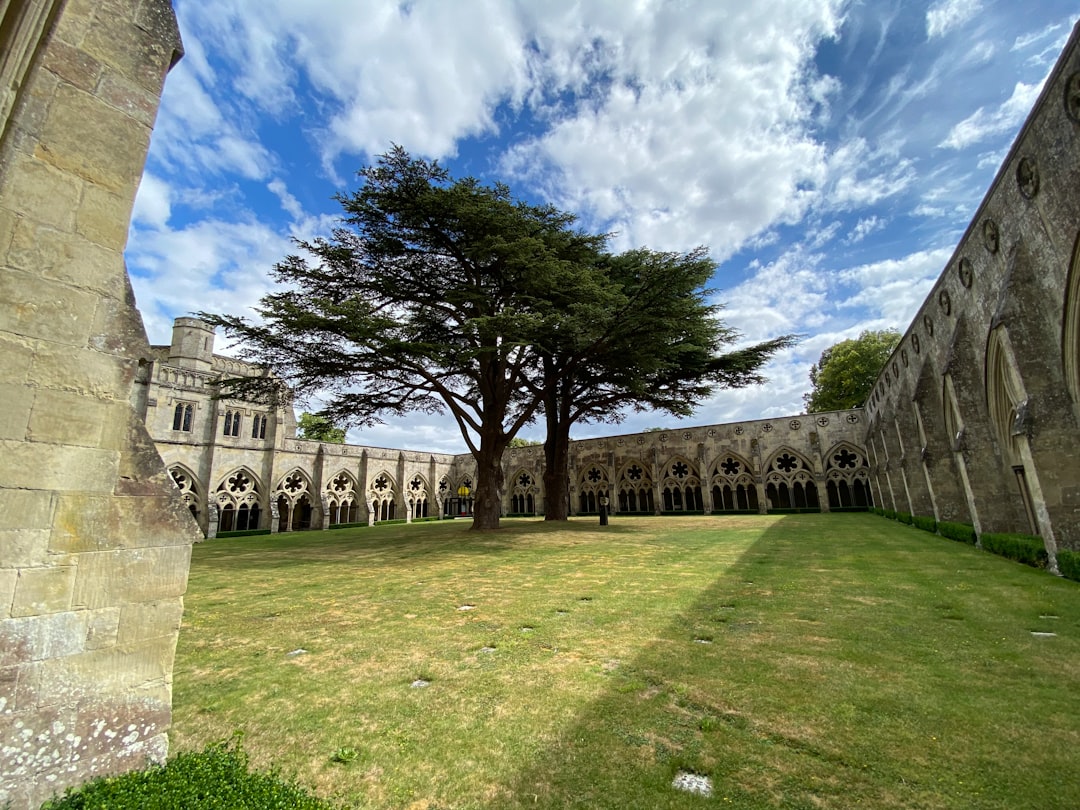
[710,453,758,512]
[763,449,818,510]
[325,471,360,525]
[215,469,261,531]
[617,463,655,513]
[274,469,314,532]
[661,457,702,512]
[823,443,873,509]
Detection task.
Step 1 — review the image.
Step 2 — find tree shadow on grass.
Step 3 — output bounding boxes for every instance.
[483,513,1080,810]
[192,516,643,573]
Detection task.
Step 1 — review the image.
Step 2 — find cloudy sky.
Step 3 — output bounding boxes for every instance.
[128,0,1078,453]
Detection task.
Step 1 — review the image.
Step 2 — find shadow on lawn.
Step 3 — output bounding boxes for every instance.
[193,516,644,572]
[484,512,1080,810]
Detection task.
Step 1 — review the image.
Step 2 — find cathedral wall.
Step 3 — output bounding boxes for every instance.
[864,21,1080,560]
[0,1,194,806]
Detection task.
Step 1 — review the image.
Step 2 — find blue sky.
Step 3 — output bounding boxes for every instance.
[127,0,1078,453]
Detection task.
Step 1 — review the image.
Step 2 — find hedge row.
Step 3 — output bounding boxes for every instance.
[937,520,978,545]
[979,532,1049,569]
[1058,549,1080,582]
[41,737,341,810]
[215,529,272,538]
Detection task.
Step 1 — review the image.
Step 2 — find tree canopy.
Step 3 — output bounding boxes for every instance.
[803,329,901,412]
[201,146,604,530]
[297,412,346,444]
[531,246,797,519]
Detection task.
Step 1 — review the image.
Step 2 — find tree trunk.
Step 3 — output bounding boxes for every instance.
[470,429,506,531]
[542,385,573,521]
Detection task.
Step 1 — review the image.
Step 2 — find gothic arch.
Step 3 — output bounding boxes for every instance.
[762,447,819,510]
[168,464,201,520]
[274,468,316,532]
[510,469,538,515]
[659,455,703,512]
[368,471,399,522]
[1063,230,1080,409]
[616,460,655,513]
[822,442,873,510]
[214,467,263,532]
[405,472,431,519]
[708,451,758,513]
[324,470,360,526]
[577,463,610,513]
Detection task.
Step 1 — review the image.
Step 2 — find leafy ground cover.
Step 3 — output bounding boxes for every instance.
[172,514,1080,809]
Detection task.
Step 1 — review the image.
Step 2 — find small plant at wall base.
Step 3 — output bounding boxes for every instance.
[937,521,977,545]
[40,736,343,810]
[1058,549,1080,582]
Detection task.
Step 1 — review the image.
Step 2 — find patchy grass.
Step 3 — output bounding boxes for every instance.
[173,514,1080,809]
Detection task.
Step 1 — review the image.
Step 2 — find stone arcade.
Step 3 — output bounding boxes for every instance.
[1,0,1079,805]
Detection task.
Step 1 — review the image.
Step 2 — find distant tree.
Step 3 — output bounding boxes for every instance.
[804,329,901,412]
[533,247,799,520]
[297,412,346,443]
[508,437,542,448]
[201,147,604,531]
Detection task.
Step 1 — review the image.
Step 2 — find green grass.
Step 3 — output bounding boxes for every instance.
[173,514,1080,809]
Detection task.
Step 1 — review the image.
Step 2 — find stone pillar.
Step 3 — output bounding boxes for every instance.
[0,2,192,807]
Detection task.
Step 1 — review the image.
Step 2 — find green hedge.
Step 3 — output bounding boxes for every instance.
[980,532,1048,569]
[938,521,977,545]
[41,736,341,810]
[215,529,272,538]
[1058,549,1080,582]
[911,515,937,533]
[896,512,914,525]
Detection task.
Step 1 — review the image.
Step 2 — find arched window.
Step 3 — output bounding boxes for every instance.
[274,470,316,532]
[763,449,819,512]
[660,457,701,513]
[251,414,267,439]
[823,444,873,510]
[223,410,241,437]
[709,454,757,513]
[172,402,194,432]
[617,463,654,513]
[215,469,261,532]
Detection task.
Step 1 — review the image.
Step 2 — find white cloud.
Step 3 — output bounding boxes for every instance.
[926,0,981,39]
[132,173,172,228]
[939,80,1045,149]
[836,247,952,324]
[845,215,885,244]
[821,137,915,210]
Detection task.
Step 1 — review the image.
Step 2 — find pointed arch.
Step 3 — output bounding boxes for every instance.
[1063,229,1080,410]
[708,451,758,512]
[822,442,873,509]
[168,464,201,520]
[616,461,655,513]
[763,447,819,511]
[406,473,431,519]
[577,464,610,514]
[214,467,262,532]
[510,469,538,515]
[659,455,703,513]
[325,470,360,525]
[274,468,316,532]
[369,471,399,522]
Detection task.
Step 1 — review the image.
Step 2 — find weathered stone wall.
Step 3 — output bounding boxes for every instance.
[0,1,195,806]
[864,20,1080,562]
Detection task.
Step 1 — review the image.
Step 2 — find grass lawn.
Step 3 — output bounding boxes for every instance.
[172,514,1080,809]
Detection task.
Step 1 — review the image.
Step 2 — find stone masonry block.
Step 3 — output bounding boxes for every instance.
[28,341,131,398]
[42,37,103,93]
[0,440,120,492]
[85,607,121,650]
[8,219,126,300]
[0,206,17,254]
[76,183,132,251]
[0,384,33,441]
[72,545,191,610]
[36,638,174,702]
[27,387,110,448]
[82,6,172,95]
[0,153,80,231]
[0,269,99,345]
[11,566,77,617]
[0,611,88,666]
[98,68,159,128]
[37,84,151,195]
[117,599,184,646]
[0,571,17,619]
[51,493,197,554]
[0,531,51,569]
[0,490,56,533]
[0,333,34,385]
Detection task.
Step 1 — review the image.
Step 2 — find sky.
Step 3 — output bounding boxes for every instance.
[127,0,1079,454]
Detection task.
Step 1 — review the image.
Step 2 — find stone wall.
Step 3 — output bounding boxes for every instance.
[0,1,195,807]
[863,20,1080,563]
